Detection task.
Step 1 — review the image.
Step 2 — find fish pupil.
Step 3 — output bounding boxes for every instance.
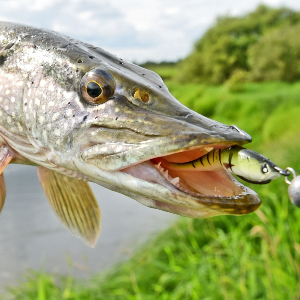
[87,82,102,98]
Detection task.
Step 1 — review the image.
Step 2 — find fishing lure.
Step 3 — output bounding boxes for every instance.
[164,145,300,208]
[163,146,289,184]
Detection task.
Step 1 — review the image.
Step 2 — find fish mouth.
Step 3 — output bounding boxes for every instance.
[78,107,260,218]
[80,140,261,218]
[119,144,260,217]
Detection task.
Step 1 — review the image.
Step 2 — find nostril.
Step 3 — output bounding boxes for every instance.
[141,92,149,103]
[132,88,150,103]
[132,87,139,97]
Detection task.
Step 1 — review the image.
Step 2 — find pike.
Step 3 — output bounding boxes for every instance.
[0,22,262,247]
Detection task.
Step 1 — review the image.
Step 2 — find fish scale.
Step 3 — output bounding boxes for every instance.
[0,71,24,134]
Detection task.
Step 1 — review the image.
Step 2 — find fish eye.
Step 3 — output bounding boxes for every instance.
[87,81,102,98]
[261,163,269,174]
[80,69,115,105]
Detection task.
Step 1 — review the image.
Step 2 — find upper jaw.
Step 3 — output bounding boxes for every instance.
[81,107,252,171]
[82,132,244,171]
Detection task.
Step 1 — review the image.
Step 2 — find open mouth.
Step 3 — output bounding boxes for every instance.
[120,144,261,217]
[80,121,261,218]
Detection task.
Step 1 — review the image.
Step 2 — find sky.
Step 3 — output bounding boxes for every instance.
[0,0,300,63]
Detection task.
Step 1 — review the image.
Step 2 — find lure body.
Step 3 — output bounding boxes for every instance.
[165,146,288,184]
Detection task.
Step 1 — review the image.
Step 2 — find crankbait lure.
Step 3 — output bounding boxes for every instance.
[164,145,300,208]
[164,146,289,184]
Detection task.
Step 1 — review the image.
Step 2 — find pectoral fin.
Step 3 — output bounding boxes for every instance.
[37,167,101,247]
[0,145,13,213]
[0,173,6,214]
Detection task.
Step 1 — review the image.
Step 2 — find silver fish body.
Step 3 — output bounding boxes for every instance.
[0,22,262,245]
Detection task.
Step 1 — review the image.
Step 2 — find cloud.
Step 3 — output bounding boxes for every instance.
[0,0,300,63]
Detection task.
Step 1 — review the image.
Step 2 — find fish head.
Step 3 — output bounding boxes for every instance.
[20,34,261,218]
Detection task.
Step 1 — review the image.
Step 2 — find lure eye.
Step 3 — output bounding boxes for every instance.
[80,69,115,105]
[262,163,269,174]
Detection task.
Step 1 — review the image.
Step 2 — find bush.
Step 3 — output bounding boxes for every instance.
[178,5,300,84]
[248,24,300,82]
[226,69,249,92]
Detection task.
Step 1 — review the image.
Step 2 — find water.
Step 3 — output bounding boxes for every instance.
[0,164,177,290]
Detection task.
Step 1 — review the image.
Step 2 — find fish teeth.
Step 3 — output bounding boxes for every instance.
[203,147,214,152]
[154,161,179,184]
[156,163,164,172]
[175,183,181,189]
[170,177,180,185]
[153,162,183,190]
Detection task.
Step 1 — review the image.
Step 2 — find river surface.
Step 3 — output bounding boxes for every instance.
[0,164,177,290]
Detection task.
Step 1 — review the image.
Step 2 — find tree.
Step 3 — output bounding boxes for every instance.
[179,5,300,84]
[248,24,300,82]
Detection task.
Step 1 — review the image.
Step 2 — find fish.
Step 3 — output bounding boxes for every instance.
[157,146,289,184]
[0,22,262,246]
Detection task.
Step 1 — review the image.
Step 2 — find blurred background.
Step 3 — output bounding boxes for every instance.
[1,0,300,299]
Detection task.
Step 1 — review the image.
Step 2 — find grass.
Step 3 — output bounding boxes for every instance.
[3,70,300,299]
[5,177,300,299]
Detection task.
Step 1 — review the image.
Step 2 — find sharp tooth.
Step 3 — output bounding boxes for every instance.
[164,170,169,177]
[171,177,180,185]
[203,147,214,152]
[168,174,174,180]
[155,161,162,170]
